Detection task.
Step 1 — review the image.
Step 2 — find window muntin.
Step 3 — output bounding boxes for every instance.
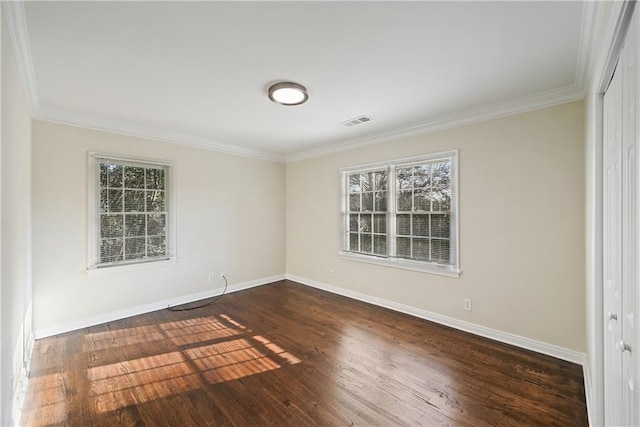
[341,150,458,275]
[89,155,174,269]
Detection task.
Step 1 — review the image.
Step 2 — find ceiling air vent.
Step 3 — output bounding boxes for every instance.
[340,115,372,127]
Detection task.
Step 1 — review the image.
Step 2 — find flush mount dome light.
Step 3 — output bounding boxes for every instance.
[268,82,308,106]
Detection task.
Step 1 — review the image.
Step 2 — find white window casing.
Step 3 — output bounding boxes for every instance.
[340,150,460,278]
[87,152,177,274]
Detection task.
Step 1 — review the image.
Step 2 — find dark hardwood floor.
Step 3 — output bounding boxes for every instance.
[21,280,587,426]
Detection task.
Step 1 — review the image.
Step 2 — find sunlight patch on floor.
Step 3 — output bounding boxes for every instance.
[79,314,301,414]
[159,316,241,346]
[89,351,202,414]
[185,338,282,383]
[84,324,166,351]
[20,373,67,426]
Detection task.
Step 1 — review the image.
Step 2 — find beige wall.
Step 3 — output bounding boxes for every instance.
[287,101,585,352]
[31,120,286,334]
[1,12,33,426]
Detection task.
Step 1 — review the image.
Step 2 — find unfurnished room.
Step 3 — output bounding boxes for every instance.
[1,1,638,426]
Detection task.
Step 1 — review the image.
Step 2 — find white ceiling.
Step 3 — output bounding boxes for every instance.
[12,1,589,162]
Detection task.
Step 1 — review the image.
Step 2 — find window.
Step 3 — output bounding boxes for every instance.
[88,154,175,270]
[347,169,388,256]
[341,150,459,277]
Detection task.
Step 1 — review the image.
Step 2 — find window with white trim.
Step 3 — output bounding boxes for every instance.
[341,150,459,276]
[88,154,175,269]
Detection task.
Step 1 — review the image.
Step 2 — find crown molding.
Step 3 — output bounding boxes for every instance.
[286,83,585,163]
[3,2,283,163]
[1,0,39,112]
[34,106,285,163]
[33,82,583,166]
[4,0,590,165]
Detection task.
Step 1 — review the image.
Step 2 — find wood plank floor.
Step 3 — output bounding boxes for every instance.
[21,280,587,426]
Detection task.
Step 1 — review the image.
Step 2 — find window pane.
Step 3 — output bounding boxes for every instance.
[147,214,166,236]
[374,191,387,212]
[362,192,373,211]
[361,234,372,253]
[124,166,145,189]
[397,237,411,258]
[440,189,451,211]
[413,189,430,211]
[397,214,411,235]
[349,214,359,232]
[412,214,429,237]
[431,239,451,263]
[100,238,123,263]
[413,238,429,260]
[100,215,123,238]
[349,233,359,251]
[349,174,361,193]
[146,168,165,190]
[125,214,145,237]
[361,173,373,192]
[349,194,360,211]
[374,235,387,255]
[147,236,166,257]
[125,237,146,259]
[431,188,450,212]
[146,190,165,212]
[100,189,108,213]
[107,164,123,187]
[124,190,145,212]
[108,189,123,212]
[374,171,387,191]
[398,190,412,211]
[432,161,450,187]
[99,164,108,187]
[373,214,386,233]
[413,164,431,188]
[431,214,450,238]
[360,214,372,232]
[397,167,412,190]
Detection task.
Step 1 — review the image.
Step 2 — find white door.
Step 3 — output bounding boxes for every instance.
[603,53,624,427]
[620,9,639,426]
[603,7,639,426]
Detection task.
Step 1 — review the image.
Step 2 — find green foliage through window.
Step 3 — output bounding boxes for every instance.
[343,152,456,269]
[98,160,168,265]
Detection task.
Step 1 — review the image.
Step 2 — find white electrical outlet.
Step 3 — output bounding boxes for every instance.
[463,298,472,311]
[208,273,216,282]
[220,272,226,280]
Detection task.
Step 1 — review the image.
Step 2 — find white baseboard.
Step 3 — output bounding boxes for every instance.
[33,274,285,339]
[12,302,34,427]
[286,274,586,365]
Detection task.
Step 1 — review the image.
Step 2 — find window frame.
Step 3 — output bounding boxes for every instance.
[87,152,177,273]
[340,150,460,278]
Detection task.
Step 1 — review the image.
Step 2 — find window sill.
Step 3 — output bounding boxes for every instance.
[338,251,461,278]
[86,258,178,276]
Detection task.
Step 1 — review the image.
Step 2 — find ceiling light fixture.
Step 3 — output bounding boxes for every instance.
[268,82,308,106]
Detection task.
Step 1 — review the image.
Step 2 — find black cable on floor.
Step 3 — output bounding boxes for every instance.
[167,275,228,311]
